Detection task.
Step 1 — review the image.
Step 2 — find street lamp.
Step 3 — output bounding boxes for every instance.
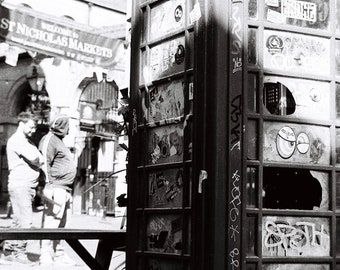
[26,64,49,125]
[26,64,45,92]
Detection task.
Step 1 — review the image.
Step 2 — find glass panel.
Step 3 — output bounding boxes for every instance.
[147,215,182,254]
[246,215,257,256]
[335,41,340,76]
[247,120,258,160]
[337,174,340,210]
[140,49,147,85]
[263,77,330,121]
[248,0,258,20]
[148,168,184,208]
[185,119,193,161]
[337,218,340,256]
[263,168,329,210]
[263,264,329,270]
[189,76,194,114]
[263,30,330,76]
[336,1,340,33]
[263,122,330,165]
[146,79,185,125]
[248,28,257,65]
[150,0,186,41]
[248,73,258,113]
[336,129,340,164]
[187,168,192,207]
[336,84,340,118]
[141,7,148,43]
[148,124,184,165]
[264,0,330,30]
[246,167,257,207]
[150,36,186,80]
[262,216,330,257]
[188,30,194,69]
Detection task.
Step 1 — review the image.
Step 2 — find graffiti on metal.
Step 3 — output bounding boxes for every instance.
[262,216,330,257]
[228,1,243,269]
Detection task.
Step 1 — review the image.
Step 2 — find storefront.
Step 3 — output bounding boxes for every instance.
[127,0,340,269]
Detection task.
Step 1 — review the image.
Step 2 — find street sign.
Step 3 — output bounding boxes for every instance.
[0,3,123,68]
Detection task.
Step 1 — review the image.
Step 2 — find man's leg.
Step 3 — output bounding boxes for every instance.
[51,188,75,266]
[40,186,57,265]
[2,187,35,265]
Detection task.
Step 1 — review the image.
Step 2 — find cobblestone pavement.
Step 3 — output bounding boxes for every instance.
[0,210,126,270]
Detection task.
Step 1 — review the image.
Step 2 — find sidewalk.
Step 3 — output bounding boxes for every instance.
[0,210,126,270]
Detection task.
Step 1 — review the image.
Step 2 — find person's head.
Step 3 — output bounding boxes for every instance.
[17,111,37,138]
[50,114,70,138]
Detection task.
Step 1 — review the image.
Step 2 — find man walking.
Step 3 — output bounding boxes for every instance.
[38,114,76,266]
[2,111,43,264]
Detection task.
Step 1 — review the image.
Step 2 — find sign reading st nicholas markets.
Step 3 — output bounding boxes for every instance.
[0,4,122,68]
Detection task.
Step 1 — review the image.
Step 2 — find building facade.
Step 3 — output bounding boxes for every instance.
[0,0,129,216]
[127,0,340,269]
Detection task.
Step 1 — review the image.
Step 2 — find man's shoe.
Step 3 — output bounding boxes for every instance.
[54,253,77,266]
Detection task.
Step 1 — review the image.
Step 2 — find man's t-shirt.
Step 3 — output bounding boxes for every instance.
[7,131,42,189]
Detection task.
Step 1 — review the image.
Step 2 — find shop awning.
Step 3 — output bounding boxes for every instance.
[0,3,124,69]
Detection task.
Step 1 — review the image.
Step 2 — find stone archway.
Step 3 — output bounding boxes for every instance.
[6,76,31,118]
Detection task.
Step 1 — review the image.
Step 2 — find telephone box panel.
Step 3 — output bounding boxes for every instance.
[264,0,330,30]
[262,216,330,257]
[263,30,330,76]
[148,168,184,208]
[263,77,330,120]
[146,214,183,254]
[263,122,330,164]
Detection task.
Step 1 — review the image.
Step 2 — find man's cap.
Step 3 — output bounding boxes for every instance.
[50,114,69,137]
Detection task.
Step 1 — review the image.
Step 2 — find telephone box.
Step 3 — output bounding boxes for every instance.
[127,0,340,269]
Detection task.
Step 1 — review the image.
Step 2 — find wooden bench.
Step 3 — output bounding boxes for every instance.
[0,228,126,270]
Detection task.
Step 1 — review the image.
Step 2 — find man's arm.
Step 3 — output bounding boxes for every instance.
[16,141,43,168]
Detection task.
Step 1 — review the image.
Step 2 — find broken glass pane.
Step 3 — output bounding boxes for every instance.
[263,167,328,210]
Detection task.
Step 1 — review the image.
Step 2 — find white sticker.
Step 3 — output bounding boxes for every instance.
[266,0,279,7]
[189,3,201,25]
[267,9,286,24]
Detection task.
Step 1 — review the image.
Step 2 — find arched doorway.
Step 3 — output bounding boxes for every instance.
[74,76,121,216]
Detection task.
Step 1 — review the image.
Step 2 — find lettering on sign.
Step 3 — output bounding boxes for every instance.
[282,0,317,23]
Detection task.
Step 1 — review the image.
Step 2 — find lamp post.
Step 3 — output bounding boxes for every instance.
[26,64,49,125]
[27,65,45,92]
